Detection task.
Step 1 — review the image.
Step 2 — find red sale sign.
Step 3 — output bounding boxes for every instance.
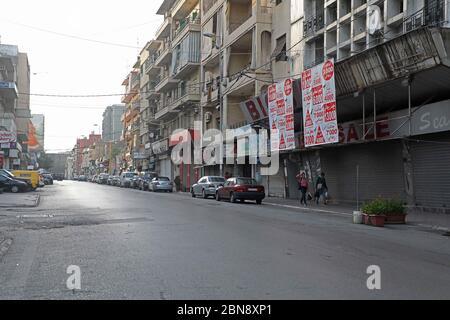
[301,59,339,147]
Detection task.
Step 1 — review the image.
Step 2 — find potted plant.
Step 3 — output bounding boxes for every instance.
[384,199,407,224]
[361,199,387,227]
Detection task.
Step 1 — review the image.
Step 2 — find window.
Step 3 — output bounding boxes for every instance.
[199,178,207,183]
[276,0,283,5]
[273,34,287,62]
[237,178,257,185]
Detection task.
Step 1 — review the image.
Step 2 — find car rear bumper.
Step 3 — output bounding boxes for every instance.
[154,185,173,191]
[234,192,265,200]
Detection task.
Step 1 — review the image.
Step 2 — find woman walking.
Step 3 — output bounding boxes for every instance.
[296,172,309,206]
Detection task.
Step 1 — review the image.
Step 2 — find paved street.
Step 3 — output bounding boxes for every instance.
[0,181,449,300]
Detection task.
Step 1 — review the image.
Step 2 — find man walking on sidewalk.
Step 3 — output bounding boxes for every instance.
[315,172,328,205]
[296,171,309,206]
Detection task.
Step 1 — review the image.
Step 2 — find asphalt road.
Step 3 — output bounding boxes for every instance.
[0,181,449,300]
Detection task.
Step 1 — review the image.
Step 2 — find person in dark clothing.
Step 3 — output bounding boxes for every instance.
[315,172,328,205]
[296,172,309,206]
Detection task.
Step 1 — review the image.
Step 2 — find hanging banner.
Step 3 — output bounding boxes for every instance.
[268,78,296,152]
[301,59,339,147]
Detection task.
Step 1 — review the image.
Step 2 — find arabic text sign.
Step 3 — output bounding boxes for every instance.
[301,59,339,147]
[268,79,296,152]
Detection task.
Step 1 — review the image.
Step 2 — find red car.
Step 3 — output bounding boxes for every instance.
[216,177,265,204]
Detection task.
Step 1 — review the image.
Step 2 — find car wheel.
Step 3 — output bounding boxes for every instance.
[202,189,208,199]
[11,186,19,193]
[256,200,262,205]
[216,192,221,201]
[230,192,237,203]
[191,189,196,198]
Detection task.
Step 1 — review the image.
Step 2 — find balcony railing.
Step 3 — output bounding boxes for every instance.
[173,10,201,39]
[404,1,445,33]
[303,13,325,38]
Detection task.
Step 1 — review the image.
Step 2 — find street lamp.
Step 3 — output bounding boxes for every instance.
[203,32,224,176]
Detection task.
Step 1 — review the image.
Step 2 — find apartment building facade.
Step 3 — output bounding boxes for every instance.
[0,44,31,170]
[278,0,450,211]
[149,0,202,189]
[102,104,125,143]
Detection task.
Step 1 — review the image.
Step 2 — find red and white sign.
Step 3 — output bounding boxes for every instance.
[0,131,17,144]
[268,79,296,152]
[301,59,339,147]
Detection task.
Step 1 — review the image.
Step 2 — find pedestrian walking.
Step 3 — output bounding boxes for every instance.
[296,171,309,206]
[315,172,328,205]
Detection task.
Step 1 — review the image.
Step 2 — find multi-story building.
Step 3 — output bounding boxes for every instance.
[0,44,30,170]
[200,0,274,178]
[121,69,141,171]
[276,0,450,212]
[102,104,125,143]
[74,132,101,176]
[151,0,202,188]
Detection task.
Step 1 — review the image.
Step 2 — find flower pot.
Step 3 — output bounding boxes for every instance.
[385,214,407,224]
[369,215,386,227]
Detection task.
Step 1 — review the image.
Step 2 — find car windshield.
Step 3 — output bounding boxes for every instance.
[0,170,14,178]
[158,177,170,181]
[209,177,225,182]
[125,173,136,178]
[236,178,257,185]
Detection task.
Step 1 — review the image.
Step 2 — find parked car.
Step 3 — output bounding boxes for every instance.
[42,173,54,185]
[107,175,115,185]
[216,177,265,204]
[78,175,88,182]
[130,174,142,189]
[112,176,121,186]
[139,172,158,191]
[0,173,29,193]
[98,173,109,185]
[191,176,226,199]
[1,169,36,191]
[120,172,137,188]
[53,173,64,181]
[149,176,173,192]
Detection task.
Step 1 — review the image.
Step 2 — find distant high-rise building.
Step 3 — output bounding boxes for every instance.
[102,104,125,143]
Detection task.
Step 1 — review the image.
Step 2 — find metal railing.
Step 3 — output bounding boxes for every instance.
[303,13,325,38]
[173,10,201,39]
[403,1,445,33]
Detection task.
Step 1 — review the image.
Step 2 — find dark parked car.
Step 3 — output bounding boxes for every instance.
[0,173,29,193]
[78,175,88,182]
[42,173,54,185]
[216,177,265,204]
[139,172,158,191]
[0,169,33,191]
[53,173,64,181]
[107,175,115,185]
[191,176,226,199]
[131,175,142,189]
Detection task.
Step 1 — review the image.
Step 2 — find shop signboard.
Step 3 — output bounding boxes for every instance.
[301,59,339,147]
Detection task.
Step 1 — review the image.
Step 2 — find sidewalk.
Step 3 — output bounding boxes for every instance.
[0,192,40,208]
[264,197,450,231]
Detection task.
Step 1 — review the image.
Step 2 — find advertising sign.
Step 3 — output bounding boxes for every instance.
[0,131,17,144]
[301,59,339,147]
[268,79,296,152]
[239,92,268,123]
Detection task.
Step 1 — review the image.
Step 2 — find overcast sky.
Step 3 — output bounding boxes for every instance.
[0,0,164,152]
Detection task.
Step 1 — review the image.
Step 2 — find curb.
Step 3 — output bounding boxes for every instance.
[0,194,41,208]
[265,202,353,217]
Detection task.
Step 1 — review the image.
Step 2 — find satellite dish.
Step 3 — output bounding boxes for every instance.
[368,5,382,35]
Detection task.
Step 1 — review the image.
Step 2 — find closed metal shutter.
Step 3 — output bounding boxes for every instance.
[320,141,405,204]
[411,132,450,208]
[267,160,286,198]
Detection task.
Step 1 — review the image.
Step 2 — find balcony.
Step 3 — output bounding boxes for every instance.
[145,82,159,100]
[303,13,325,40]
[169,85,200,112]
[130,73,140,90]
[155,16,172,41]
[131,100,141,111]
[0,81,18,99]
[155,41,172,67]
[172,10,201,46]
[201,78,219,106]
[155,74,179,92]
[121,89,138,104]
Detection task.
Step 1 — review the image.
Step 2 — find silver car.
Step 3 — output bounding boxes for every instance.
[191,176,226,199]
[120,172,137,188]
[149,176,173,192]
